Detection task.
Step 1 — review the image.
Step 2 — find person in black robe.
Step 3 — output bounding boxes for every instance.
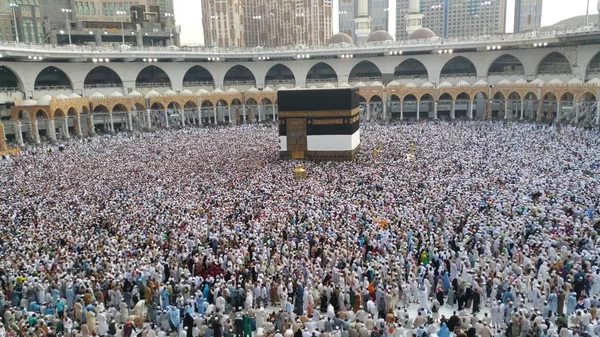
[320,291,328,313]
[448,312,460,332]
[213,317,223,337]
[472,288,481,314]
[294,285,304,316]
[330,287,340,312]
[184,313,194,337]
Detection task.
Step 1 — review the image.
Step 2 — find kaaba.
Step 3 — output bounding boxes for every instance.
[278,88,360,161]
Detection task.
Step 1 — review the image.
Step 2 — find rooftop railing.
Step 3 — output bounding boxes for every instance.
[0,26,598,55]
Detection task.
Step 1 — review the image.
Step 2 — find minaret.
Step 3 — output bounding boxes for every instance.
[354,0,372,42]
[405,0,424,36]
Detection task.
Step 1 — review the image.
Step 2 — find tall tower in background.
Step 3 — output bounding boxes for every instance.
[514,0,543,32]
[339,0,388,40]
[405,0,423,35]
[354,0,372,42]
[202,0,332,48]
[201,0,245,47]
[396,0,507,40]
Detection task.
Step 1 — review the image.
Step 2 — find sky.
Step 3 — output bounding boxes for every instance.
[174,0,600,45]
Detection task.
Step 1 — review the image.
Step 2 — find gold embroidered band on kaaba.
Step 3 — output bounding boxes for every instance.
[279,107,360,118]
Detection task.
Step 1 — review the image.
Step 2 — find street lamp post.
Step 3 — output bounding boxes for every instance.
[116,11,128,45]
[61,8,72,45]
[210,15,218,47]
[295,13,305,45]
[252,15,262,46]
[9,3,19,43]
[164,13,174,45]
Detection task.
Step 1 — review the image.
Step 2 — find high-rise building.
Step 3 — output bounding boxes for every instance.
[0,0,43,43]
[396,0,507,40]
[339,0,388,41]
[514,0,542,32]
[203,0,332,48]
[244,0,332,47]
[201,0,244,47]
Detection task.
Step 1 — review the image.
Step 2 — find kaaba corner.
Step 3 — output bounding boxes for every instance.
[277,87,361,161]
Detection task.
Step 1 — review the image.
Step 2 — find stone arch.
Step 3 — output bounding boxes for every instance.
[349,61,382,82]
[201,100,214,107]
[487,54,525,76]
[112,103,129,113]
[151,102,165,110]
[35,109,49,119]
[132,102,145,111]
[580,92,597,101]
[420,93,434,102]
[524,91,538,100]
[246,98,258,105]
[440,56,477,79]
[586,51,600,80]
[224,65,256,85]
[54,108,66,117]
[261,97,273,105]
[389,94,400,101]
[93,105,109,113]
[560,92,574,102]
[67,107,79,116]
[493,92,505,100]
[265,64,296,86]
[184,100,197,109]
[537,52,572,75]
[0,65,23,90]
[167,101,182,110]
[394,59,429,80]
[402,93,418,102]
[508,92,521,100]
[35,66,73,90]
[542,92,557,102]
[216,99,228,106]
[359,95,367,103]
[306,62,338,84]
[456,92,471,101]
[81,105,90,114]
[84,66,123,88]
[136,65,171,88]
[183,65,215,87]
[439,93,453,101]
[369,95,382,103]
[472,91,489,101]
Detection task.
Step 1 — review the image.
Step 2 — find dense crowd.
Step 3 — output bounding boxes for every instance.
[1,122,600,337]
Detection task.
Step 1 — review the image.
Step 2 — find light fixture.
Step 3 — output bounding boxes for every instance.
[341,55,345,58]
[104,58,109,62]
[448,49,453,54]
[438,50,443,54]
[89,31,93,35]
[153,58,157,62]
[28,56,32,59]
[93,58,98,62]
[131,32,135,35]
[486,46,491,50]
[543,42,548,46]
[492,46,496,50]
[534,43,538,47]
[104,31,108,35]
[216,57,219,61]
[0,54,3,58]
[143,58,147,62]
[60,30,64,34]
[497,45,501,50]
[38,57,42,60]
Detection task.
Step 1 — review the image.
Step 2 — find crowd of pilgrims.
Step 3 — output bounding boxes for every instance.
[1,122,600,337]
